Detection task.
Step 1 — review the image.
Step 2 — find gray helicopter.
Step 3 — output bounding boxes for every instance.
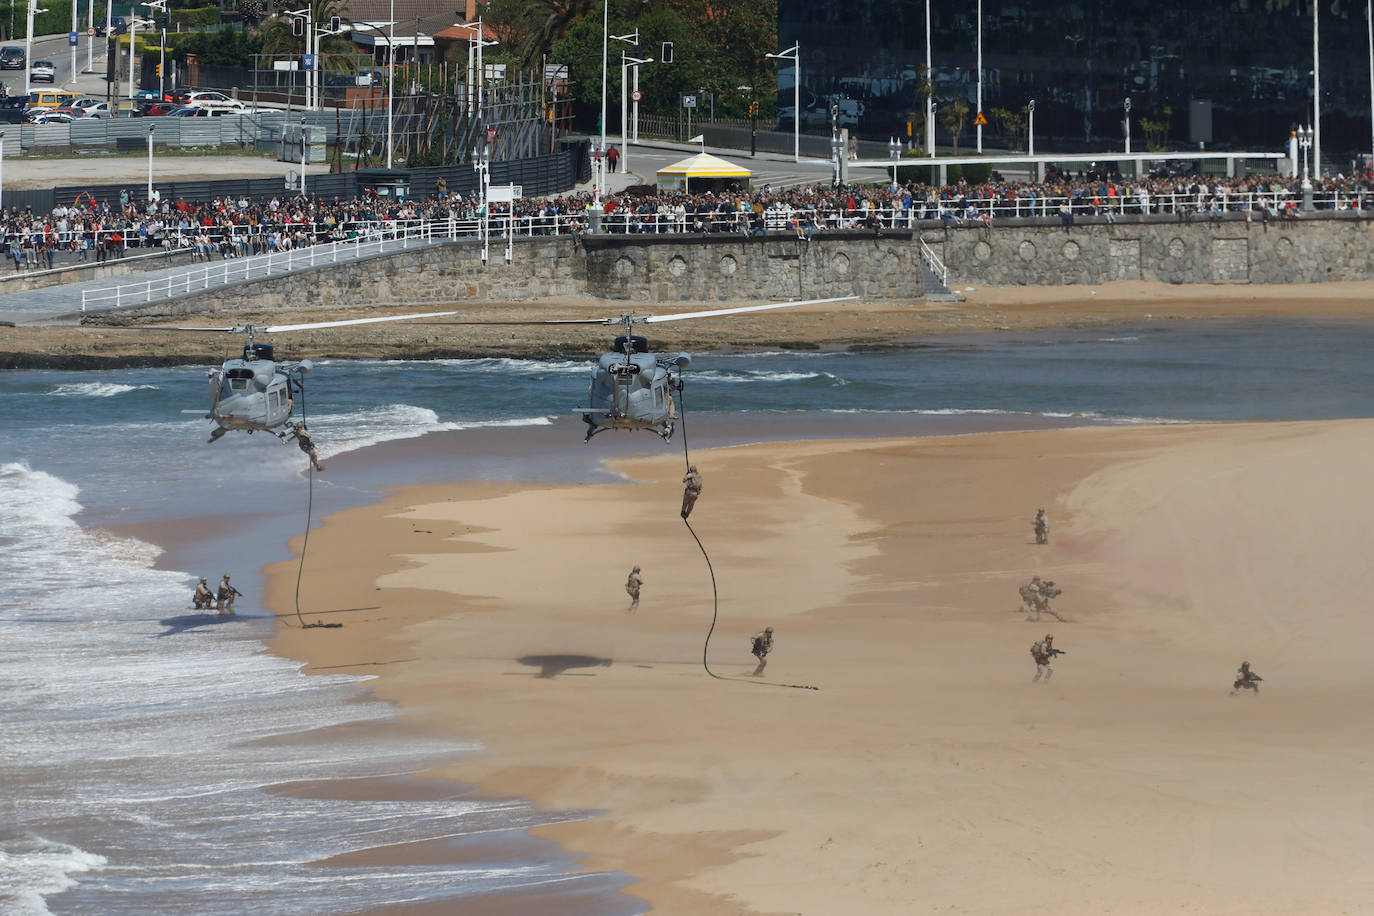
[178,313,457,447]
[572,296,857,442]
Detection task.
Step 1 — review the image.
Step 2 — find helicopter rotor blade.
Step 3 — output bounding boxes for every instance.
[166,311,462,334]
[638,296,858,324]
[414,318,612,326]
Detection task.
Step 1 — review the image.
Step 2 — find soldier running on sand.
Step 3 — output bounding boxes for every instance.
[216,573,240,616]
[750,626,774,676]
[625,565,643,612]
[681,465,703,519]
[1033,508,1049,544]
[193,577,214,610]
[1030,634,1064,682]
[1232,661,1263,695]
[293,421,325,472]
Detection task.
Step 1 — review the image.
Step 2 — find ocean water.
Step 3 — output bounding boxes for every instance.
[3,317,1374,914]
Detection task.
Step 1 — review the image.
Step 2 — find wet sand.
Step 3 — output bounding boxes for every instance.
[264,417,1374,913]
[10,279,1374,365]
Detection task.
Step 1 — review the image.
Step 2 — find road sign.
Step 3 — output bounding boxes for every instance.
[630,89,642,102]
[682,94,696,108]
[302,54,315,70]
[973,111,988,126]
[68,31,78,46]
[86,26,94,37]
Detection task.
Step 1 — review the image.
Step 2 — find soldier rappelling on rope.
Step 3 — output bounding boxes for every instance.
[681,465,703,520]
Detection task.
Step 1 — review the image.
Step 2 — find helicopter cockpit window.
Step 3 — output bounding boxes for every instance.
[225,368,254,391]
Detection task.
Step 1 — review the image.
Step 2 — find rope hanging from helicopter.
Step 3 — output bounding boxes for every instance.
[287,375,340,630]
[675,382,817,692]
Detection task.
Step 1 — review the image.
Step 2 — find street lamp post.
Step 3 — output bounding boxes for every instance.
[1313,0,1321,179]
[142,0,167,101]
[1,130,6,215]
[25,0,48,97]
[299,117,307,196]
[765,42,799,162]
[925,0,933,157]
[1124,97,1132,155]
[146,124,154,203]
[619,49,652,177]
[69,0,76,90]
[1298,124,1313,210]
[595,0,608,209]
[888,136,901,191]
[1027,99,1035,158]
[975,0,982,153]
[85,0,92,74]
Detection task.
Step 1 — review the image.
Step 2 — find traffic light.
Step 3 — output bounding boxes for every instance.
[661,41,673,64]
[329,15,340,31]
[748,101,759,118]
[291,16,303,37]
[155,63,162,77]
[159,13,169,30]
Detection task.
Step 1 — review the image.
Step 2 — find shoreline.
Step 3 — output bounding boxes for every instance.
[260,416,1374,913]
[7,279,1374,367]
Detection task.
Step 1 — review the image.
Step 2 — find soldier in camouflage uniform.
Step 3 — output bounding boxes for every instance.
[751,626,774,676]
[1030,634,1063,682]
[625,565,643,612]
[681,465,703,520]
[1232,661,1263,695]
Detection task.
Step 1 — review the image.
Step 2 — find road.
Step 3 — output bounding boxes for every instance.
[0,30,113,99]
[614,141,898,191]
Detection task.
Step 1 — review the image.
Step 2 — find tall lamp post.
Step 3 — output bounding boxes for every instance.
[25,0,48,97]
[142,0,167,101]
[975,0,982,153]
[1312,0,1321,179]
[348,20,397,168]
[594,0,608,210]
[924,0,933,157]
[85,0,92,75]
[1027,99,1035,157]
[613,28,649,175]
[765,42,799,162]
[1,130,6,215]
[146,124,155,203]
[1298,124,1313,210]
[1123,97,1131,154]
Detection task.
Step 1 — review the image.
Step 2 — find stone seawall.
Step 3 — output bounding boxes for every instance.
[929,213,1374,286]
[91,215,1374,323]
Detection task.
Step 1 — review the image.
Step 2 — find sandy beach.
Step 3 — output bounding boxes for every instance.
[11,278,1374,366]
[264,415,1374,914]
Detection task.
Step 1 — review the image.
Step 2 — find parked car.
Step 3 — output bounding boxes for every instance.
[0,47,25,71]
[184,90,245,113]
[131,100,174,117]
[169,106,210,117]
[95,16,128,36]
[28,109,73,124]
[73,101,112,118]
[0,95,26,122]
[29,60,55,84]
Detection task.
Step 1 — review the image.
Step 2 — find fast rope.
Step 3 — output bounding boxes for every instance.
[289,377,340,630]
[676,383,816,691]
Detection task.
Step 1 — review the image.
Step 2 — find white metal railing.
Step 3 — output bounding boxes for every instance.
[71,188,1372,310]
[918,235,948,288]
[79,222,451,312]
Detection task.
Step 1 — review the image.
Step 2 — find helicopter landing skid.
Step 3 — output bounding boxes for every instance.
[207,427,228,444]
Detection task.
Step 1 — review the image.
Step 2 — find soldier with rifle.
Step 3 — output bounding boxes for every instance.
[216,573,242,616]
[1232,661,1263,695]
[1030,633,1065,682]
[1032,508,1049,545]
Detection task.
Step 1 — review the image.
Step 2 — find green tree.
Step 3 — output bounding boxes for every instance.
[940,96,968,151]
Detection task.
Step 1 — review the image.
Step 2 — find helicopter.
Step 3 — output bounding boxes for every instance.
[574,296,858,441]
[430,296,856,442]
[176,312,458,448]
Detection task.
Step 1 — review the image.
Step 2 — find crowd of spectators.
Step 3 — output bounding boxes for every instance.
[2,168,1372,271]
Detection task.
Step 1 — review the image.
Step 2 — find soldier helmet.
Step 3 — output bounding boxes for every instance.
[1031,575,1041,582]
[1045,634,1054,641]
[223,573,230,579]
[1038,507,1044,513]
[765,626,774,633]
[1241,660,1249,667]
[199,577,207,582]
[632,565,640,572]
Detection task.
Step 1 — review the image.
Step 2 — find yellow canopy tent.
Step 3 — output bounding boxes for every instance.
[654,152,752,192]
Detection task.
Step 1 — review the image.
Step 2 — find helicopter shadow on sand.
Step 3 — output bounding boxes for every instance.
[515,654,613,678]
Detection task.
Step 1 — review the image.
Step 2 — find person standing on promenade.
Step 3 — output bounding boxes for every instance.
[681,465,703,520]
[751,626,774,676]
[625,565,643,612]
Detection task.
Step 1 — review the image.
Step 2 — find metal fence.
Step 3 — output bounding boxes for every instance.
[3,146,579,215]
